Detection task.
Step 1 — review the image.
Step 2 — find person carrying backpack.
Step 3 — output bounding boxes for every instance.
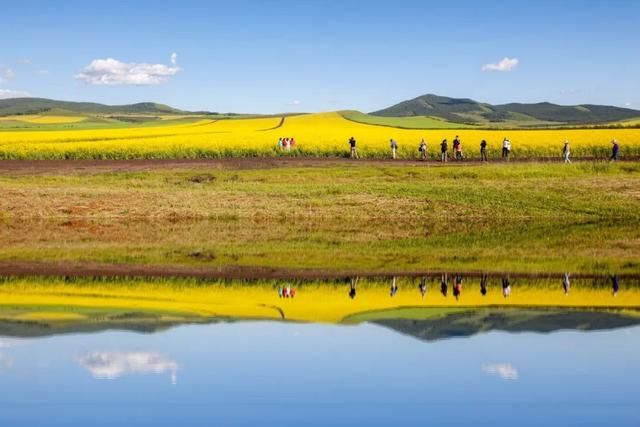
[418,139,428,160]
[480,139,488,162]
[390,138,398,159]
[440,139,448,162]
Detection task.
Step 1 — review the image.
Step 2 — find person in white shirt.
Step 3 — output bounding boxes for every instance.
[502,138,512,161]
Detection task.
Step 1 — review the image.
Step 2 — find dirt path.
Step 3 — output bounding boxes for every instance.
[0,156,636,175]
[0,260,634,280]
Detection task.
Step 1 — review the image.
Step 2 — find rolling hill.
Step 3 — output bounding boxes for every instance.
[0,97,186,116]
[371,94,640,126]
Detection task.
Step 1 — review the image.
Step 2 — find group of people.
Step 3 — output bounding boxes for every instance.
[347,136,623,162]
[278,285,297,298]
[346,273,621,300]
[276,137,297,151]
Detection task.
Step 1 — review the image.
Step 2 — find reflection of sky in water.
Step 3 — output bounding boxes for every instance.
[0,322,639,426]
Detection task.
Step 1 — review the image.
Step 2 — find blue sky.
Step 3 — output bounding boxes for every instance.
[1,0,639,113]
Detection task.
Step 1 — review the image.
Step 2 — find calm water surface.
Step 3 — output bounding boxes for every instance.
[1,320,639,426]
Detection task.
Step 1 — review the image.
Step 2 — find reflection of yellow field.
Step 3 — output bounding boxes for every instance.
[0,278,637,323]
[1,112,639,158]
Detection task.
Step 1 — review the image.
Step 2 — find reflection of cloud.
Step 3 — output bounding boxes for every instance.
[0,337,27,348]
[77,351,178,384]
[0,352,14,372]
[482,363,518,380]
[481,57,519,72]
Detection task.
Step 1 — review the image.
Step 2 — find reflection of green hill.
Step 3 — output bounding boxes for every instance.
[0,310,214,338]
[369,308,640,342]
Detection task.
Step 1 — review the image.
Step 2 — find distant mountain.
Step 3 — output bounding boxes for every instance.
[372,308,640,342]
[0,97,187,116]
[371,94,640,125]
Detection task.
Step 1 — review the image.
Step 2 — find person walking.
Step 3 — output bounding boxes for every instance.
[419,139,428,160]
[562,140,571,163]
[390,139,398,159]
[440,139,448,162]
[348,137,358,159]
[277,137,283,150]
[480,139,488,162]
[502,138,512,161]
[610,139,619,161]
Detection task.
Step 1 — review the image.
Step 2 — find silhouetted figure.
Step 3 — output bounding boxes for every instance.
[480,140,488,162]
[440,139,448,162]
[349,137,358,159]
[419,277,427,298]
[390,276,398,297]
[349,277,357,299]
[611,274,620,296]
[562,273,571,295]
[502,277,511,298]
[440,273,448,297]
[480,274,488,296]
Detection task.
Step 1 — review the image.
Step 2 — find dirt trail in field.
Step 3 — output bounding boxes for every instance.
[0,156,636,175]
[0,260,635,280]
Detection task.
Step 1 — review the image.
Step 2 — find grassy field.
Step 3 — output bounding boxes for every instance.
[0,111,639,159]
[1,162,639,274]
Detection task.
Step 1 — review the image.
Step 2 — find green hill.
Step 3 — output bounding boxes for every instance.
[0,97,187,116]
[371,94,640,126]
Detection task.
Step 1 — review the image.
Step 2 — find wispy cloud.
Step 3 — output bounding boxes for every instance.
[482,363,519,380]
[288,100,302,106]
[77,351,179,384]
[0,67,16,82]
[37,69,50,75]
[481,57,519,72]
[74,53,181,85]
[0,89,30,99]
[17,59,32,65]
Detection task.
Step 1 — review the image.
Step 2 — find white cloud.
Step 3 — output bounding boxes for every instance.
[625,102,632,107]
[171,53,177,66]
[17,59,32,65]
[37,69,50,75]
[0,89,30,99]
[288,100,302,106]
[77,351,179,384]
[74,54,181,85]
[0,67,16,82]
[482,363,519,380]
[481,57,519,72]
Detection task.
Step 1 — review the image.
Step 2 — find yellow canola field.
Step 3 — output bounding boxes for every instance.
[0,115,88,124]
[0,278,637,323]
[0,112,638,159]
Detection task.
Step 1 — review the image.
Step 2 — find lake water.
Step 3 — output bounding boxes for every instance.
[1,276,639,426]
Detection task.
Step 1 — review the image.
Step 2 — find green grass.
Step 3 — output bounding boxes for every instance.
[1,162,639,274]
[341,110,474,129]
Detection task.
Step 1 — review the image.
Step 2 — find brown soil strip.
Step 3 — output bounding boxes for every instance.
[0,157,637,176]
[0,260,635,280]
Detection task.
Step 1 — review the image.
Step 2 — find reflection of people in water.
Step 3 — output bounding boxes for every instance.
[419,277,427,298]
[390,276,398,297]
[480,274,488,296]
[440,273,448,297]
[611,274,620,296]
[562,273,571,295]
[502,277,511,298]
[453,275,463,300]
[278,286,284,298]
[349,277,357,299]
